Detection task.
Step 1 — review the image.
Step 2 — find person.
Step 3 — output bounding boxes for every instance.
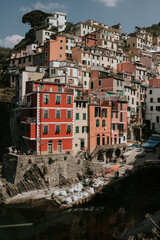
[116,170,119,178]
[114,172,118,179]
[125,168,129,175]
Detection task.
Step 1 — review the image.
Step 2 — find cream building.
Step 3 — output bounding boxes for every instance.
[74,89,89,155]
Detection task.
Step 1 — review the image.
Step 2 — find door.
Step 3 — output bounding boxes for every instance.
[57,141,62,153]
[80,140,84,149]
[48,143,53,154]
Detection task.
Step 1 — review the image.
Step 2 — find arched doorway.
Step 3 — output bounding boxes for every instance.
[57,140,62,153]
[97,150,104,161]
[115,148,121,157]
[97,134,100,146]
[48,140,53,154]
[102,134,105,145]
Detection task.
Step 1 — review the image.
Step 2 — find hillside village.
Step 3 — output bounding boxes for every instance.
[7,11,160,159]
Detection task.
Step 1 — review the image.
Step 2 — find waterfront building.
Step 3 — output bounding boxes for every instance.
[21,81,74,154]
[88,101,111,152]
[145,78,160,133]
[74,90,89,155]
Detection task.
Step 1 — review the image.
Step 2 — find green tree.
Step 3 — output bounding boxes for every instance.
[22,10,52,28]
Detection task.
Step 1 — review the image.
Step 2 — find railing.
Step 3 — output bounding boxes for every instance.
[26,117,36,123]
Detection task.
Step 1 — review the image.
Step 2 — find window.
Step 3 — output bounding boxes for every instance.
[56,110,61,118]
[82,126,88,133]
[113,124,115,130]
[67,96,72,104]
[150,106,153,111]
[95,107,101,117]
[66,45,68,50]
[117,80,119,86]
[67,110,72,119]
[132,98,134,104]
[58,85,62,93]
[156,116,159,123]
[76,113,79,120]
[97,135,100,146]
[51,69,56,75]
[56,95,61,104]
[116,112,118,118]
[60,54,62,58]
[67,125,71,134]
[111,112,113,118]
[102,119,106,127]
[149,90,152,94]
[60,39,63,42]
[43,125,48,134]
[84,72,86,77]
[120,103,122,111]
[96,119,100,127]
[102,135,105,145]
[83,113,86,120]
[44,94,49,104]
[157,98,160,102]
[150,98,153,103]
[102,109,107,118]
[91,82,94,89]
[77,90,81,97]
[55,125,60,134]
[84,81,87,85]
[83,102,86,108]
[88,61,90,65]
[120,113,123,122]
[76,126,79,133]
[99,80,101,86]
[107,136,109,145]
[44,109,49,119]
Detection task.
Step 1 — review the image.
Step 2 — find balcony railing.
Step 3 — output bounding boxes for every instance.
[26,117,36,123]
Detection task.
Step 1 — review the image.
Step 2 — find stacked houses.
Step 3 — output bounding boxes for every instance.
[9,12,160,156]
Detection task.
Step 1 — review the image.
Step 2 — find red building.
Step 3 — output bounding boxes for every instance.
[21,81,74,154]
[82,33,98,47]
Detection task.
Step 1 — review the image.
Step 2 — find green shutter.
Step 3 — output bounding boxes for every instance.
[76,113,79,120]
[102,119,106,127]
[83,113,86,120]
[76,126,79,133]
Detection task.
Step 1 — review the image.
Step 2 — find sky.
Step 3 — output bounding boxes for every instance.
[0,0,160,48]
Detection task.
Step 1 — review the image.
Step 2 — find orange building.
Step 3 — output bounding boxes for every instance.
[88,102,111,152]
[82,33,97,47]
[44,36,66,66]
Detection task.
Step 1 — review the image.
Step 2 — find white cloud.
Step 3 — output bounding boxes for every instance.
[95,0,122,7]
[0,35,24,49]
[33,2,67,12]
[19,6,32,14]
[19,2,67,14]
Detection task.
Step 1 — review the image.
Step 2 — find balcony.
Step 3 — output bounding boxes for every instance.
[22,117,36,123]
[27,117,36,123]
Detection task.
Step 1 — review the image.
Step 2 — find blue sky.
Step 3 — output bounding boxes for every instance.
[0,0,160,48]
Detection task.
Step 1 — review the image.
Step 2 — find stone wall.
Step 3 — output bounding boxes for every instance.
[3,153,85,188]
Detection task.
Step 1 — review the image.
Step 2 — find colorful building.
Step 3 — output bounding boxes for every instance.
[21,81,74,154]
[44,36,66,66]
[88,101,111,152]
